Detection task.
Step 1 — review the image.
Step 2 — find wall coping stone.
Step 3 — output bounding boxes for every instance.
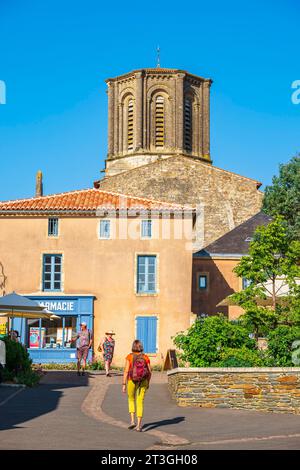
[167,367,300,375]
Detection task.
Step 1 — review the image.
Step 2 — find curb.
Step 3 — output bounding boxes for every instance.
[0,383,26,388]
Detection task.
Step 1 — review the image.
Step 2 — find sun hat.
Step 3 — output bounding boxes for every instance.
[105,330,115,335]
[80,321,87,326]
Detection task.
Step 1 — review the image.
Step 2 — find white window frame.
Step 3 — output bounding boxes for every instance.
[141,219,152,239]
[99,219,111,239]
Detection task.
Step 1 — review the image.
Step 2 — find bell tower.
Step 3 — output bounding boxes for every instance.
[104,68,212,176]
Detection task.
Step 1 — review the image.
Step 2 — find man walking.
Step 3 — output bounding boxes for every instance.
[74,322,92,376]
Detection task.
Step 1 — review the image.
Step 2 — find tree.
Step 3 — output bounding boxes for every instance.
[231,217,300,337]
[262,155,300,241]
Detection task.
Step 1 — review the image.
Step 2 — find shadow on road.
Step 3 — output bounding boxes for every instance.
[0,371,90,432]
[143,416,186,431]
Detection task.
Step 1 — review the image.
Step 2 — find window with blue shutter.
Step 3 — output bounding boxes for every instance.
[43,254,62,291]
[99,220,111,239]
[141,220,152,238]
[137,255,157,293]
[136,316,157,354]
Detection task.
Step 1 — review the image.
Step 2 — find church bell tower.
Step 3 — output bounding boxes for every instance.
[104,68,212,176]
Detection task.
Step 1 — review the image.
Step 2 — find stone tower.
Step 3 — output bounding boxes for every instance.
[104,68,212,176]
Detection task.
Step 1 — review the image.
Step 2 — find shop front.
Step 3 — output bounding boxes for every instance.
[12,295,94,364]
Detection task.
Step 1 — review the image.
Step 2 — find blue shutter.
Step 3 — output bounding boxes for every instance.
[136,316,157,354]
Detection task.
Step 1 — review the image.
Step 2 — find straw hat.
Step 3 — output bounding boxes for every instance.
[105,330,115,336]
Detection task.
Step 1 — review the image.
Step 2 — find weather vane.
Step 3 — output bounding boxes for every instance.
[156,46,161,68]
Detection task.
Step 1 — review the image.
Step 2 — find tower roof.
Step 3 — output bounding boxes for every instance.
[106,68,212,83]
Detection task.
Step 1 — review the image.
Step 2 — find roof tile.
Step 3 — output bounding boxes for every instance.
[0,188,187,214]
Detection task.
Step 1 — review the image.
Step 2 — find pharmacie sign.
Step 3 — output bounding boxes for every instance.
[38,300,75,312]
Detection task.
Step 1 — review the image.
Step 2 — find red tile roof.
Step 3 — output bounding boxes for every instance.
[0,188,189,214]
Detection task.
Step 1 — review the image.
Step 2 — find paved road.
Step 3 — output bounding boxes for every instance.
[0,372,157,450]
[103,382,300,450]
[1,371,300,450]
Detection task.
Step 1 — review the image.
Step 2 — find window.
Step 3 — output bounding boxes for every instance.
[127,98,134,150]
[242,278,252,289]
[28,316,77,349]
[155,96,164,148]
[48,218,59,237]
[184,98,192,152]
[141,220,152,238]
[198,274,208,290]
[137,255,157,294]
[43,254,62,291]
[136,316,157,353]
[99,220,111,239]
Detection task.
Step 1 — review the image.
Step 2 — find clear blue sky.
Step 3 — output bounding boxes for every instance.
[0,0,299,201]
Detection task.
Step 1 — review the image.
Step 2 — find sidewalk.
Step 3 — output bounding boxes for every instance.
[1,371,300,450]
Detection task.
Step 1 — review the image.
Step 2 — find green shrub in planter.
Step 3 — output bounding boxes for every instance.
[267,326,300,366]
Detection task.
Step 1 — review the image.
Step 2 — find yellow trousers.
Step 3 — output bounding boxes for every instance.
[127,379,148,418]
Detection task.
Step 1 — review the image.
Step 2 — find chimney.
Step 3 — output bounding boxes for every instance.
[35,170,43,197]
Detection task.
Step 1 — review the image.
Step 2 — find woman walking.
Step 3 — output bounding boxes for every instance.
[122,340,151,432]
[100,331,115,377]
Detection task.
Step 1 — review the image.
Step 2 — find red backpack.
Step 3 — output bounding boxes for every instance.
[130,353,149,384]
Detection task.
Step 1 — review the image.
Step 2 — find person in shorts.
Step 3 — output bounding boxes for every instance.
[74,322,92,376]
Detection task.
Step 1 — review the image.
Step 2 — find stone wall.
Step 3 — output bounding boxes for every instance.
[96,155,263,248]
[168,368,300,414]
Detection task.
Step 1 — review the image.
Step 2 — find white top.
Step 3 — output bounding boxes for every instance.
[0,340,6,366]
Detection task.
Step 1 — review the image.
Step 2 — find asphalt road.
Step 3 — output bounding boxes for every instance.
[1,371,300,450]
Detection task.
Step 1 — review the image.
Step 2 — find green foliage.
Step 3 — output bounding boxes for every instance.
[89,360,105,370]
[173,315,256,367]
[3,336,32,373]
[217,347,265,367]
[40,363,78,370]
[262,155,300,241]
[231,217,300,335]
[1,336,40,386]
[267,326,300,366]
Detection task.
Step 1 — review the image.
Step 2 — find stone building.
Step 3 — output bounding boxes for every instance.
[105,68,212,176]
[0,65,266,365]
[96,67,263,248]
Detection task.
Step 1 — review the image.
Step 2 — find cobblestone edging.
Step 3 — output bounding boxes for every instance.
[167,368,300,414]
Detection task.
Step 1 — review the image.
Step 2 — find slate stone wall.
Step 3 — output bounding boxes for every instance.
[168,368,300,414]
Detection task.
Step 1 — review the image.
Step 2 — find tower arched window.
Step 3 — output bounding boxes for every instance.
[184,98,193,152]
[127,98,134,150]
[155,95,165,148]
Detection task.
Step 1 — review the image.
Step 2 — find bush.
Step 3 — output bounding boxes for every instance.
[267,326,300,366]
[1,336,40,386]
[173,315,256,367]
[3,336,32,373]
[216,347,265,367]
[89,360,105,371]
